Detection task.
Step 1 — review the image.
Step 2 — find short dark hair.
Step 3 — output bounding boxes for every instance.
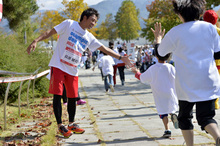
[80,8,99,22]
[109,41,114,49]
[154,44,171,61]
[172,0,206,22]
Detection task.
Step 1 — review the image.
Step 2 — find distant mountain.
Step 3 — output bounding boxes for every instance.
[91,0,154,28]
[0,0,153,34]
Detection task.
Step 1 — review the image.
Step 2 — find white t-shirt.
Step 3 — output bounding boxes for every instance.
[112,47,119,65]
[96,53,104,68]
[49,19,102,76]
[158,21,220,102]
[140,63,178,115]
[99,55,115,76]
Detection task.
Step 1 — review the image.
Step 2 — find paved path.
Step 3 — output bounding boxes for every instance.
[61,68,219,146]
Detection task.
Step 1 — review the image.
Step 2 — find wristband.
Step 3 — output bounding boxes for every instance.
[119,55,122,60]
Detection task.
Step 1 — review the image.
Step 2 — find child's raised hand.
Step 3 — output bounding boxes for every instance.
[151,22,165,44]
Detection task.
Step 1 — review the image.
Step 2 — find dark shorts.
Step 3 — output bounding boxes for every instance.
[178,99,217,130]
[159,114,168,119]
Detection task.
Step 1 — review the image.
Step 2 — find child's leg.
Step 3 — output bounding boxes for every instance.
[108,74,114,92]
[160,114,169,130]
[196,99,220,143]
[178,100,195,146]
[181,130,194,146]
[104,76,108,91]
[163,116,169,130]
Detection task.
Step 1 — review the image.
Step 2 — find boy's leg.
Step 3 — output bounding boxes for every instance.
[196,99,220,143]
[109,75,114,92]
[181,130,194,146]
[205,123,220,142]
[161,115,169,130]
[67,98,76,124]
[49,67,73,138]
[53,94,62,126]
[64,75,85,134]
[178,100,195,146]
[104,76,109,91]
[159,114,171,138]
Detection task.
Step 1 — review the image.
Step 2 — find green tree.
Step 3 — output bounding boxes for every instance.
[3,0,38,30]
[206,0,220,9]
[115,0,141,42]
[61,0,88,21]
[39,10,65,46]
[15,18,40,44]
[61,0,98,36]
[96,13,117,41]
[141,0,181,42]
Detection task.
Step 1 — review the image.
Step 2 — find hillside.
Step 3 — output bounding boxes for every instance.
[0,0,153,33]
[91,0,153,28]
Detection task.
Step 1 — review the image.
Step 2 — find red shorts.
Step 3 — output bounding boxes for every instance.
[49,67,78,98]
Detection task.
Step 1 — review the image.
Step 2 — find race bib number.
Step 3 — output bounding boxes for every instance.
[60,46,82,67]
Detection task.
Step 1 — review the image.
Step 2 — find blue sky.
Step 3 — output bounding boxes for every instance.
[37,0,105,10]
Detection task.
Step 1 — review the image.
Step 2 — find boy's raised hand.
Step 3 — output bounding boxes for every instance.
[151,22,165,44]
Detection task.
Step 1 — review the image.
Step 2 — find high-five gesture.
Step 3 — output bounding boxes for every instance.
[151,22,165,44]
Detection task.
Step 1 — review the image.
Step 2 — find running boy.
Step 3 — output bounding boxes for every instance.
[131,46,178,138]
[152,0,220,145]
[92,52,115,93]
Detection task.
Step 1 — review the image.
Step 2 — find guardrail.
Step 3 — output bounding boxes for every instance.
[0,68,50,130]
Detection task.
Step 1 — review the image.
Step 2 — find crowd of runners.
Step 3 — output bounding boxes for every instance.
[26,0,220,145]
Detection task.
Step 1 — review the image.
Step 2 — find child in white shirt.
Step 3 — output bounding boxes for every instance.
[93,52,115,92]
[131,46,178,138]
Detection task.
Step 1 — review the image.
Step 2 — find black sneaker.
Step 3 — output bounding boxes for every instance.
[162,130,171,138]
[171,113,179,129]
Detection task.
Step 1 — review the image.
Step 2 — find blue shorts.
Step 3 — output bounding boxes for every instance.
[159,114,168,119]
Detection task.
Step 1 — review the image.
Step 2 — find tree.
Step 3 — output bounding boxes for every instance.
[60,0,97,36]
[115,0,141,43]
[206,0,220,10]
[96,13,117,41]
[39,10,65,46]
[141,0,181,42]
[3,0,38,30]
[61,0,88,21]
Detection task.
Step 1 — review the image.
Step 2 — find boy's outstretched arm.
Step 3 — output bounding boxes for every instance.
[98,46,134,68]
[27,28,57,54]
[151,22,165,44]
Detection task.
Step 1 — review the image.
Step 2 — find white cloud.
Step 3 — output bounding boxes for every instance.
[37,0,104,10]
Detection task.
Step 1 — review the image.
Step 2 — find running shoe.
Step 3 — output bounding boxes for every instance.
[162,130,171,138]
[68,123,85,134]
[109,84,114,92]
[77,99,86,105]
[59,125,73,138]
[171,113,179,129]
